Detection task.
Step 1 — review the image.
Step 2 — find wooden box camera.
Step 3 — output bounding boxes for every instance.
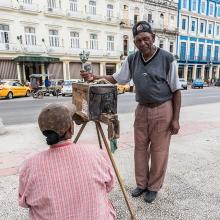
[72,82,117,120]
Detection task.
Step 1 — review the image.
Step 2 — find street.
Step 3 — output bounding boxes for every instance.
[0,87,220,125]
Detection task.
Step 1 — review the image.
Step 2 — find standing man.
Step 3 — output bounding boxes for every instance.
[81,21,182,203]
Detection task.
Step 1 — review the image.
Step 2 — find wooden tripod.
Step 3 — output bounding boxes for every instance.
[74,121,136,220]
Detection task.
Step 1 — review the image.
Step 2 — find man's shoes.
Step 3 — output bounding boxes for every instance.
[144,190,157,203]
[131,187,147,197]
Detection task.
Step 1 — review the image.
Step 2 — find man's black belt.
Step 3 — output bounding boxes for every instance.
[139,102,164,108]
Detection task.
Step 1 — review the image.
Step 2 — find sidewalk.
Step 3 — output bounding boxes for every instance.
[1,103,220,219]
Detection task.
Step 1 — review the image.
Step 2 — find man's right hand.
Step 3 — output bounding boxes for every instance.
[80,70,94,82]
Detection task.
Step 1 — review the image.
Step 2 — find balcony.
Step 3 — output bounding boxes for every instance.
[66,10,85,20]
[0,0,13,9]
[48,47,66,54]
[104,16,119,25]
[120,19,134,28]
[44,6,64,17]
[18,2,39,13]
[105,50,121,57]
[23,45,45,53]
[68,48,121,58]
[178,55,220,64]
[0,43,19,52]
[85,13,103,22]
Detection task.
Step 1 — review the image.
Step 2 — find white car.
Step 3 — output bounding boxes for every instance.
[179,78,187,90]
[61,80,79,96]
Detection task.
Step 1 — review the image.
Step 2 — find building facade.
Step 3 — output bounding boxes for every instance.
[177,0,220,82]
[0,0,178,83]
[144,0,178,55]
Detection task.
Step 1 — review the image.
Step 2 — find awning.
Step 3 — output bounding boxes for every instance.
[13,56,60,63]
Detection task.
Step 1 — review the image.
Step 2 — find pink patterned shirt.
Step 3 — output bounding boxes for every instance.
[18,139,116,220]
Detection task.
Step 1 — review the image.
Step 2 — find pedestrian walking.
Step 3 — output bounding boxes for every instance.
[18,103,116,220]
[80,21,182,203]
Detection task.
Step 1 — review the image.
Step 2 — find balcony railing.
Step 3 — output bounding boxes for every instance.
[44,6,64,16]
[120,19,135,28]
[18,2,39,12]
[68,48,121,57]
[0,43,19,52]
[0,0,13,8]
[179,55,220,63]
[66,10,84,19]
[104,16,119,24]
[23,45,45,53]
[85,13,103,22]
[48,46,65,54]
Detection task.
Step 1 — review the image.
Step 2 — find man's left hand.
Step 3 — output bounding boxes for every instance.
[170,120,180,135]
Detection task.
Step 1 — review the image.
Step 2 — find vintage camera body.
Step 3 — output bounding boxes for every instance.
[72,82,117,120]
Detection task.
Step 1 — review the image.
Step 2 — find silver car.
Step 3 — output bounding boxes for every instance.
[61,80,79,96]
[179,78,187,90]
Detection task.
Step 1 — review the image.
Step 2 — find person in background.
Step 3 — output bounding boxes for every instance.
[18,103,116,220]
[44,76,51,90]
[81,21,182,203]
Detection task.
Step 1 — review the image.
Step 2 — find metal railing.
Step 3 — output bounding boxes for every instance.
[0,0,13,8]
[0,43,19,52]
[179,55,220,63]
[18,2,39,12]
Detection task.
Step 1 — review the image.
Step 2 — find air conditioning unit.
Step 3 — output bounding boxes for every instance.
[20,5,24,10]
[48,7,53,12]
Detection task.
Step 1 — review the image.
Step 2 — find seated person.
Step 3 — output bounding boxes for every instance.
[44,77,51,90]
[18,103,116,220]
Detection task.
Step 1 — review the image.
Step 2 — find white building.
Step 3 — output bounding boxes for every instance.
[0,0,178,83]
[144,0,178,55]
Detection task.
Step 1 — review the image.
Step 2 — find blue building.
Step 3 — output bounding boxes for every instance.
[177,0,220,82]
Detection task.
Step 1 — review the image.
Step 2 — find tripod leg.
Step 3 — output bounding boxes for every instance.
[73,122,87,144]
[95,122,102,149]
[96,122,136,220]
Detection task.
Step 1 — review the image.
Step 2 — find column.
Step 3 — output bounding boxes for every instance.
[209,65,212,79]
[66,61,70,80]
[17,63,21,82]
[216,65,220,79]
[201,65,205,80]
[22,64,26,82]
[62,61,67,80]
[192,64,197,80]
[41,64,46,83]
[184,64,188,81]
[100,62,105,76]
[116,62,122,72]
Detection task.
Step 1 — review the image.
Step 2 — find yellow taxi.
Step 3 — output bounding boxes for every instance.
[0,80,31,99]
[117,84,130,94]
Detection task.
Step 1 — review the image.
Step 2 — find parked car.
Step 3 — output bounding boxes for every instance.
[215,79,220,86]
[191,79,204,89]
[117,84,130,94]
[0,80,31,99]
[61,79,80,96]
[179,78,187,90]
